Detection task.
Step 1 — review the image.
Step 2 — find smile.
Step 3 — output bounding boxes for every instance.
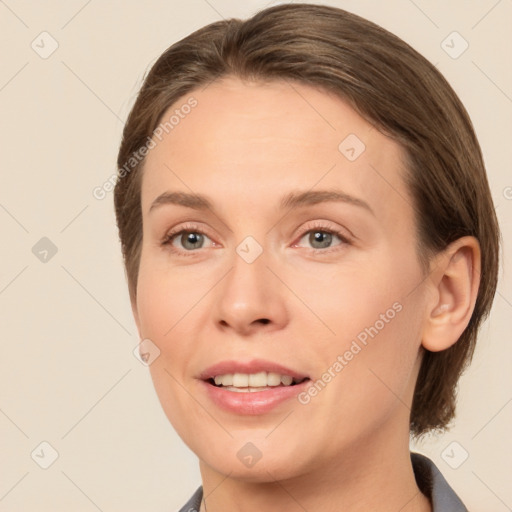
[210,371,307,391]
[199,360,311,414]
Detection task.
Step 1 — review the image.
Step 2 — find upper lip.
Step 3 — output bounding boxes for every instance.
[198,359,310,381]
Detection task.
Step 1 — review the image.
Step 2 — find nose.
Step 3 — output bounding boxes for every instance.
[213,242,289,337]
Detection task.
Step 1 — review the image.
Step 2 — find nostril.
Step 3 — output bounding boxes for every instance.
[257,318,270,325]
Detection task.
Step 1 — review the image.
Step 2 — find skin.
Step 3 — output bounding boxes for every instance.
[131,76,480,511]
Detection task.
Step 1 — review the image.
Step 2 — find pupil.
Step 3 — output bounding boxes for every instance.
[183,232,203,249]
[310,231,332,248]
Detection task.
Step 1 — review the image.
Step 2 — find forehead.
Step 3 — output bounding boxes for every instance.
[140,76,412,226]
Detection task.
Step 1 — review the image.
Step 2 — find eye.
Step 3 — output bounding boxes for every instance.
[161,225,215,252]
[294,224,350,251]
[174,231,208,250]
[305,231,337,249]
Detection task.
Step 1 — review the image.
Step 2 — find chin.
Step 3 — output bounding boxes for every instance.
[189,431,314,483]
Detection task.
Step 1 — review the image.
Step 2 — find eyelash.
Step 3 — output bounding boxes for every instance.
[295,221,352,254]
[160,221,352,256]
[160,222,212,258]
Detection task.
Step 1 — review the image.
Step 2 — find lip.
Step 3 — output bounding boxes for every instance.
[198,359,310,415]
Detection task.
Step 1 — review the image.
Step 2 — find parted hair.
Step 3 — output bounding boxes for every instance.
[114,3,500,437]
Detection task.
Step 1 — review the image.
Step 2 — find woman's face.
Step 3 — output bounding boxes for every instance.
[133,76,431,480]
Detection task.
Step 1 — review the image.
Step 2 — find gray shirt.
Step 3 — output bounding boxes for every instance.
[177,452,467,511]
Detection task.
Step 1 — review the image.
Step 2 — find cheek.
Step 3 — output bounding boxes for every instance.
[135,256,201,389]
[301,248,425,408]
[135,249,213,339]
[286,249,420,347]
[135,256,210,440]
[321,280,425,425]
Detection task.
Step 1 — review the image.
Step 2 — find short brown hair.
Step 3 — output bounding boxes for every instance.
[114,3,500,436]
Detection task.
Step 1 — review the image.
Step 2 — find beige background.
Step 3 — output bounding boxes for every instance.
[0,1,511,510]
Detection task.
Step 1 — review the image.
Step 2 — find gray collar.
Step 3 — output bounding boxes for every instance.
[411,452,468,511]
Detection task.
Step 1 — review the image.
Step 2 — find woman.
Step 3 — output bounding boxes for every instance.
[114,4,500,511]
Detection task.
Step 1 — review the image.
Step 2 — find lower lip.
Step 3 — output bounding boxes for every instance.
[200,379,310,415]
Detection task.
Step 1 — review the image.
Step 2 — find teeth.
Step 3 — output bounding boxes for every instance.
[248,371,267,387]
[281,375,293,386]
[221,374,233,386]
[211,372,299,389]
[232,373,249,387]
[267,372,281,386]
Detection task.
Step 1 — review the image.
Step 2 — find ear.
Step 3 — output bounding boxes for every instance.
[421,236,481,352]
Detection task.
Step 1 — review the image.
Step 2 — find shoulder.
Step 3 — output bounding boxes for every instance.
[411,452,468,512]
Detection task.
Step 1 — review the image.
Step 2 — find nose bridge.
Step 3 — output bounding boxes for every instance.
[224,235,270,308]
[213,233,288,332]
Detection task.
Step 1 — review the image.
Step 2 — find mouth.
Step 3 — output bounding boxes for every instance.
[206,371,310,392]
[198,360,311,414]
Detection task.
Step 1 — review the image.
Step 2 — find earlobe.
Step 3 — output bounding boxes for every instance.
[421,236,481,352]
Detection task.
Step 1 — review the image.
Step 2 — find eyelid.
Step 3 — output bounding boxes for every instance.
[292,220,353,245]
[161,222,218,250]
[161,220,353,255]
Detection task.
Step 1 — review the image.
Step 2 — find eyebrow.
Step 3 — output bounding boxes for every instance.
[280,190,374,215]
[149,191,212,213]
[148,189,374,216]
